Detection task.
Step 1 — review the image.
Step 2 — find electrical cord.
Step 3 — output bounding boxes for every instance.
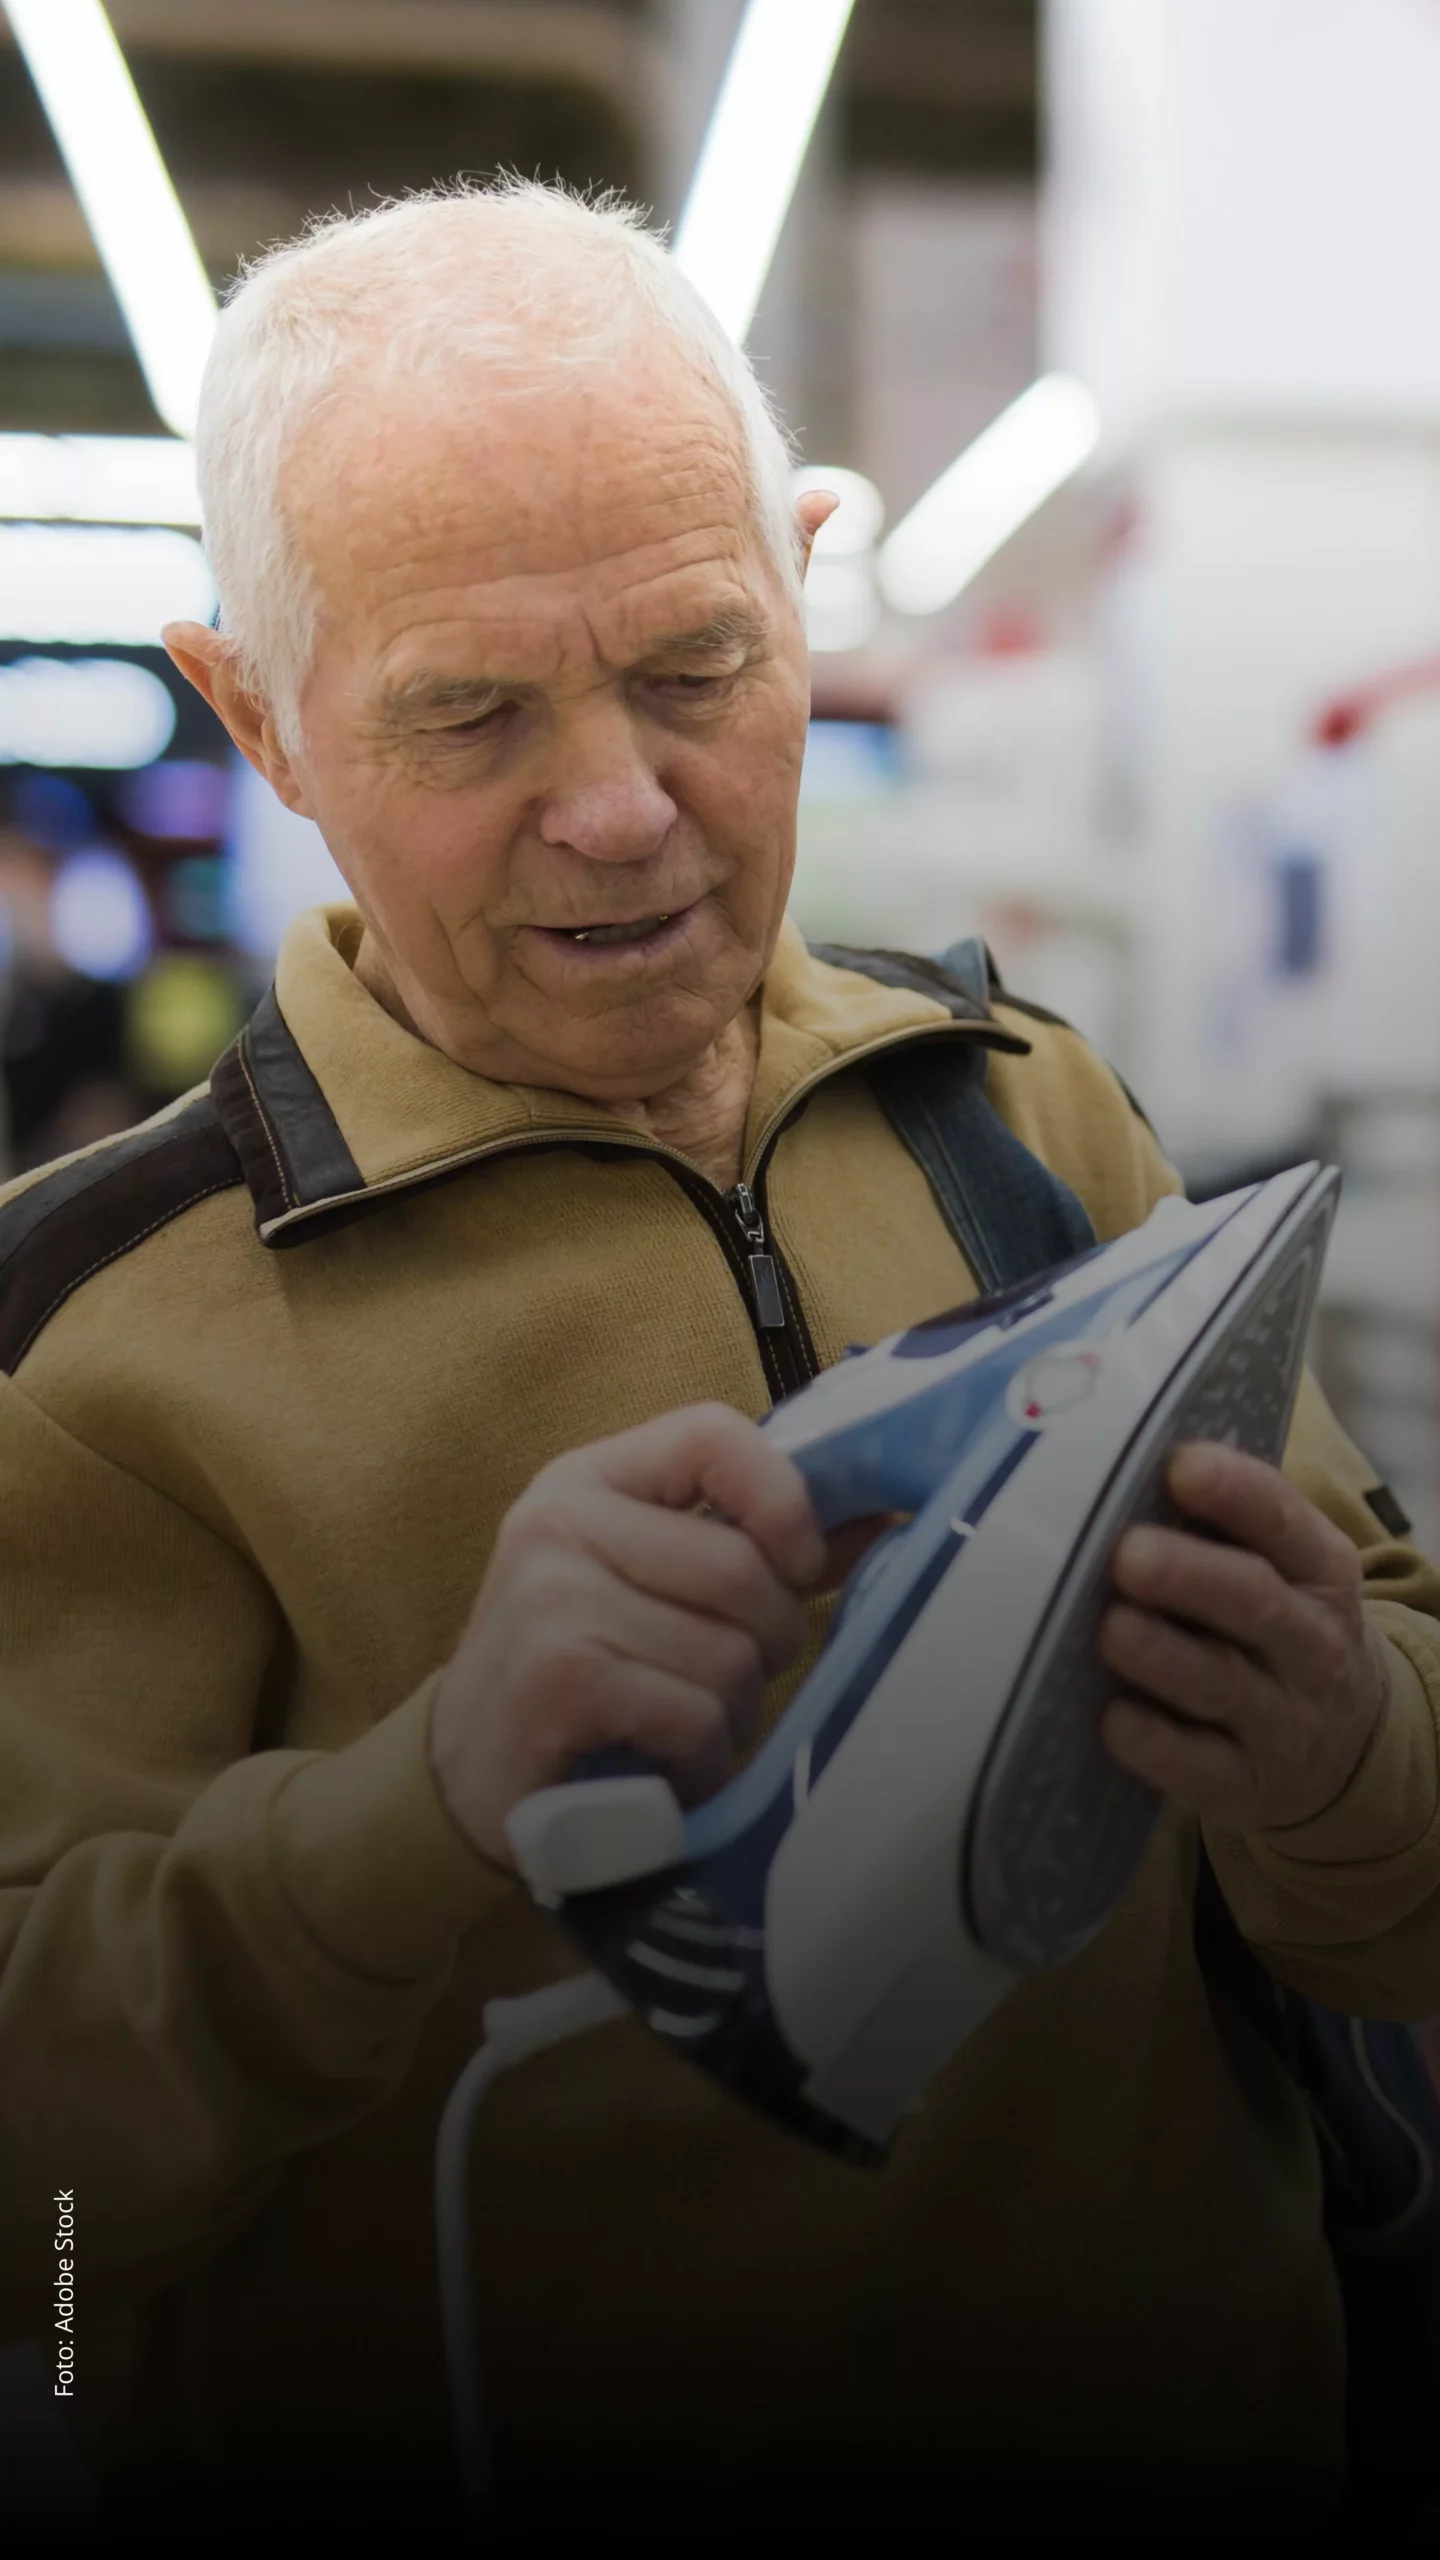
[1345,2015,1436,2241]
[435,1970,627,2522]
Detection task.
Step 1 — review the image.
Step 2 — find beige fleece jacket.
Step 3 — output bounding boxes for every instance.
[1,909,1437,2540]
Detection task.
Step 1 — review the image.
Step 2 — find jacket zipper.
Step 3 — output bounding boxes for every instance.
[660,1160,821,1403]
[727,1180,785,1331]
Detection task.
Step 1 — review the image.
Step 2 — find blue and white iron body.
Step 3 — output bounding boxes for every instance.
[507,1164,1338,2163]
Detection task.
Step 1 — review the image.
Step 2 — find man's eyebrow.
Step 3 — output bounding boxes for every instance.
[373,609,769,726]
[373,671,511,728]
[639,607,769,661]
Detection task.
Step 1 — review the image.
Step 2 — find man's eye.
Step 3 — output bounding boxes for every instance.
[655,671,734,698]
[446,703,513,734]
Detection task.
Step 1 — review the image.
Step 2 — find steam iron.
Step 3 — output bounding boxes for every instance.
[507,1164,1339,2164]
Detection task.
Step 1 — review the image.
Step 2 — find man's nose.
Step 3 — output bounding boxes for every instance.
[536,717,678,866]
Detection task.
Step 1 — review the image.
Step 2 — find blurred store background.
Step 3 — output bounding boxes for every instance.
[1,0,1439,1537]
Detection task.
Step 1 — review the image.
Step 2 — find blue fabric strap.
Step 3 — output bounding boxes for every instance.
[860,936,1098,1293]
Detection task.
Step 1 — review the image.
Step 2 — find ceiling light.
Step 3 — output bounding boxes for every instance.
[50,845,154,981]
[10,772,95,850]
[2,0,216,438]
[671,0,857,344]
[793,465,885,557]
[0,655,176,767]
[877,376,1102,618]
[118,758,230,839]
[125,953,245,1089]
[0,524,215,644]
[0,434,200,526]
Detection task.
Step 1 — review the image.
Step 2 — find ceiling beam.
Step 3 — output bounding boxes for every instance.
[843,13,1034,112]
[0,1,659,99]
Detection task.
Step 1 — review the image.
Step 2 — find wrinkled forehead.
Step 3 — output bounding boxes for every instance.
[282,342,767,656]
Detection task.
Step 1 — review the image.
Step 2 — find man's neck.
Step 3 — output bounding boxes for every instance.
[593,1000,760,1192]
[353,930,760,1192]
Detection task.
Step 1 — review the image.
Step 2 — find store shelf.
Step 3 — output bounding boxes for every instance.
[790,788,1133,948]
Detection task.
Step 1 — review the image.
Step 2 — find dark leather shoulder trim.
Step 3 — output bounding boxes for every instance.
[806,941,1031,1048]
[989,991,1074,1031]
[210,1035,290,1228]
[209,987,364,1232]
[808,940,990,1021]
[0,1096,244,1373]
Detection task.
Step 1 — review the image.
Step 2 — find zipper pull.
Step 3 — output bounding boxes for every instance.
[726,1181,786,1330]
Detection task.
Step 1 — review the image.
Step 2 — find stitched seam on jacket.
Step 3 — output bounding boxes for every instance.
[769,1241,810,1355]
[10,1181,239,1371]
[236,1036,296,1211]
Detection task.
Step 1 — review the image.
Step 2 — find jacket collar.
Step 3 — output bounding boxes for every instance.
[210,904,1029,1247]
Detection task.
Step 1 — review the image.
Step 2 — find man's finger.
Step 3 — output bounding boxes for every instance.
[561,1488,810,1675]
[1101,1693,1252,1819]
[1110,1524,1341,1689]
[1099,1600,1276,1732]
[561,1655,742,1808]
[556,1404,826,1591]
[1163,1443,1351,1586]
[588,1581,769,1752]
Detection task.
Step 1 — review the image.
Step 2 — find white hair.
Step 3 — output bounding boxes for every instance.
[195,177,801,747]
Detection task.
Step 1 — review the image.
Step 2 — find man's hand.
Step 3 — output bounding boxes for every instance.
[1099,1442,1388,1830]
[430,1404,826,1868]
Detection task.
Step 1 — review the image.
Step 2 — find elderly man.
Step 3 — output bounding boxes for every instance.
[2,181,1438,2553]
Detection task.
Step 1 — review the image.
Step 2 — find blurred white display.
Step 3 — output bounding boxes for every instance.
[799,719,901,802]
[1046,0,1440,449]
[878,375,1100,616]
[671,0,857,343]
[790,646,1123,1055]
[1111,438,1440,1165]
[0,655,176,767]
[804,558,879,654]
[227,753,350,961]
[50,845,153,980]
[902,649,1105,863]
[0,524,215,643]
[0,434,200,526]
[3,0,216,439]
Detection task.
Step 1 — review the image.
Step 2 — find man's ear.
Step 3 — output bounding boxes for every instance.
[161,622,314,817]
[794,487,840,581]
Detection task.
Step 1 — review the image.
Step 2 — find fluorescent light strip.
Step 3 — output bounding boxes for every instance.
[672,0,857,344]
[0,434,201,526]
[3,0,216,438]
[0,656,177,768]
[0,523,216,644]
[877,376,1103,618]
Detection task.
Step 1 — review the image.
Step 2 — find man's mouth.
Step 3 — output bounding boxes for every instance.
[564,913,671,947]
